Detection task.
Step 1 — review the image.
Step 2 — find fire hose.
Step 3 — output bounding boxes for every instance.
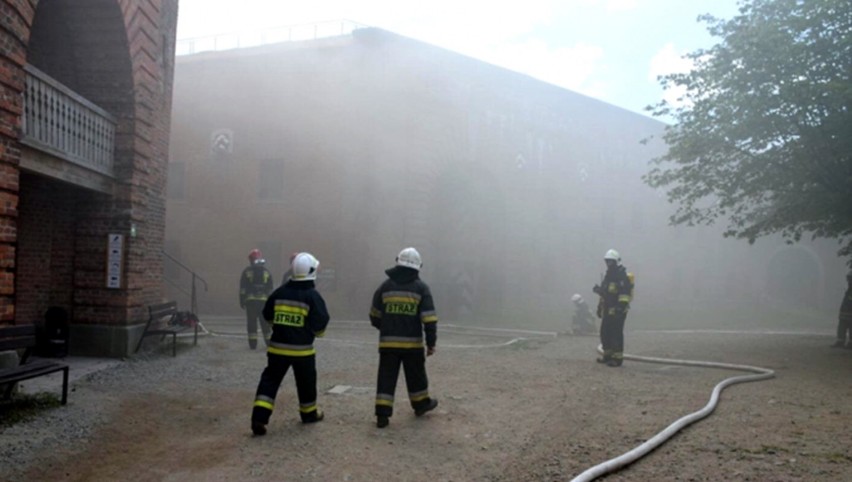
[570,346,775,482]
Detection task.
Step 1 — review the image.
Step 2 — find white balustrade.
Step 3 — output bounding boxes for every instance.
[22,64,116,177]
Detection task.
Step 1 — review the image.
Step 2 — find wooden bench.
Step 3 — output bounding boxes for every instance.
[134,301,198,357]
[0,324,69,405]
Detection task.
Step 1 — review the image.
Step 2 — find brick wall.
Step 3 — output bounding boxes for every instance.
[0,0,31,323]
[0,0,177,356]
[16,172,78,324]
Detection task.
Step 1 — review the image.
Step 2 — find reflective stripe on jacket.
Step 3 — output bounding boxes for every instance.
[240,265,273,304]
[262,280,330,355]
[600,265,632,314]
[370,266,438,351]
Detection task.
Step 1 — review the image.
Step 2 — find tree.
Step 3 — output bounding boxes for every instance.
[644,0,852,263]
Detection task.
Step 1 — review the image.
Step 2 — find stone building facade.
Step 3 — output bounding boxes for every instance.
[167,28,846,330]
[1,0,178,356]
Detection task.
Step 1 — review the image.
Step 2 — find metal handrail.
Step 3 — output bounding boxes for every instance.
[162,250,209,315]
[176,19,368,56]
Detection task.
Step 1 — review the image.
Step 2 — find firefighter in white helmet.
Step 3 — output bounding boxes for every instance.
[239,249,274,349]
[369,247,439,428]
[592,249,633,367]
[251,252,330,435]
[570,294,596,335]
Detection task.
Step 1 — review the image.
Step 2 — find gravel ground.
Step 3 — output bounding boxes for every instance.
[1,319,851,481]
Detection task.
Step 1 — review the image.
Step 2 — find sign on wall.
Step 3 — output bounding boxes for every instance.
[106,234,124,289]
[211,128,233,155]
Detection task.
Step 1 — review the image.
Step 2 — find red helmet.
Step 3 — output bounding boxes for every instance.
[248,249,263,263]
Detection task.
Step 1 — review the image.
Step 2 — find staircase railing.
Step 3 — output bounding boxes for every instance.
[162,250,208,315]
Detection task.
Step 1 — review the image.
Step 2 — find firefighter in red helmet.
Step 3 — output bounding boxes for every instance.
[240,249,274,349]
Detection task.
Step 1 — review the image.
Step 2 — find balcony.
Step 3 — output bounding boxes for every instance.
[20,64,116,192]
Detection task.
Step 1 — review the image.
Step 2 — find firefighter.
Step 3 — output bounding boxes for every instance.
[239,249,274,349]
[592,249,632,367]
[251,252,330,436]
[369,247,439,428]
[832,270,852,349]
[571,294,596,336]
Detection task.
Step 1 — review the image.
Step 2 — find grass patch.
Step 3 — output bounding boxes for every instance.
[0,392,62,428]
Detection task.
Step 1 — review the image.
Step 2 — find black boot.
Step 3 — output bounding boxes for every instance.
[376,415,389,428]
[415,399,438,417]
[251,422,266,436]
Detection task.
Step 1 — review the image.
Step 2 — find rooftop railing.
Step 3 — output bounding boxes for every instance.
[176,19,367,56]
[21,64,116,177]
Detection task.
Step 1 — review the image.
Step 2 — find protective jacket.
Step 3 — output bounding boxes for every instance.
[240,265,273,306]
[262,280,330,357]
[598,265,632,316]
[369,266,437,350]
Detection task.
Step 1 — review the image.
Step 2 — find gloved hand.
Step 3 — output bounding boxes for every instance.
[615,301,628,315]
[592,284,601,295]
[240,303,245,310]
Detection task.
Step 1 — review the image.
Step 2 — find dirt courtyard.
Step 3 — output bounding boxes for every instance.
[5,320,852,481]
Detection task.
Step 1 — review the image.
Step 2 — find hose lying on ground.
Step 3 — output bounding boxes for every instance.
[570,346,776,482]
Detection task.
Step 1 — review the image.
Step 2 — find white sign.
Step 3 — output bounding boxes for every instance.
[106,234,124,289]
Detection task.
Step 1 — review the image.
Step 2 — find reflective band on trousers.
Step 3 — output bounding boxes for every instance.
[299,402,318,413]
[254,395,275,410]
[379,336,423,349]
[267,342,315,357]
[409,389,429,402]
[376,393,394,407]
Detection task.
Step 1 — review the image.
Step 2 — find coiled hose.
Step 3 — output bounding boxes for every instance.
[570,346,775,482]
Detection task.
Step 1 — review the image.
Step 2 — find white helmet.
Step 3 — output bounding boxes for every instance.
[571,294,583,302]
[291,252,320,281]
[396,247,422,271]
[604,249,621,265]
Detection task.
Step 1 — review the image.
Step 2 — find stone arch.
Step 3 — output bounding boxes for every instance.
[27,0,136,176]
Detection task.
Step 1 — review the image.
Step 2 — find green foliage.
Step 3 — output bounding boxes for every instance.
[644,0,852,263]
[0,392,62,427]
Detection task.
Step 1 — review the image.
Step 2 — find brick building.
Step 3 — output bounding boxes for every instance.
[168,28,846,330]
[1,0,178,357]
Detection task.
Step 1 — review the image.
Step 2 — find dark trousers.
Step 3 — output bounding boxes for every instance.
[838,316,852,342]
[600,311,627,360]
[375,350,432,417]
[245,300,270,349]
[252,354,321,424]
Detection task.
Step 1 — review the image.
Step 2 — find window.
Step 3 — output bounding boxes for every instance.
[258,159,284,200]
